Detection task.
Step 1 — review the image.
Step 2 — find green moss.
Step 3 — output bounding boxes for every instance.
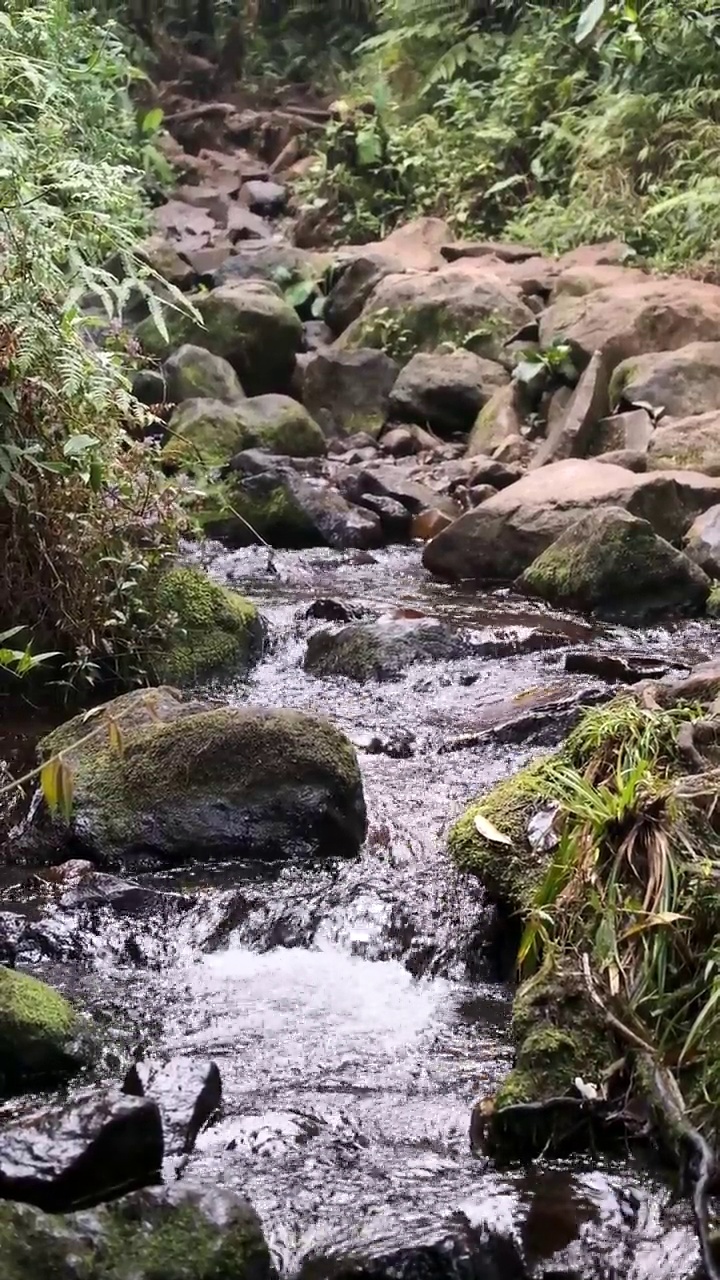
[448,757,554,910]
[345,303,512,365]
[0,968,81,1090]
[608,360,637,408]
[195,477,316,548]
[148,566,262,685]
[163,398,326,474]
[0,1190,272,1280]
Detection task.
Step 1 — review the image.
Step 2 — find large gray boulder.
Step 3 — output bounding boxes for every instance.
[517,506,710,619]
[162,394,327,469]
[388,350,509,435]
[304,618,475,682]
[36,688,367,865]
[422,458,720,581]
[297,348,399,437]
[648,411,720,474]
[611,341,720,417]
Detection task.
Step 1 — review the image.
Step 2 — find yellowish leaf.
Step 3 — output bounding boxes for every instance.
[474,813,512,846]
[40,757,60,814]
[106,715,124,756]
[56,757,74,822]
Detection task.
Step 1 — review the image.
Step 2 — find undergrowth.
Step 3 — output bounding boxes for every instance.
[296,0,720,270]
[0,0,189,693]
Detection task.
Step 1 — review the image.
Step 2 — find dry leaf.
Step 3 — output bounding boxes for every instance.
[474,813,512,846]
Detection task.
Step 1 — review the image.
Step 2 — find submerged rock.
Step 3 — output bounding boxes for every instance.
[304,619,474,682]
[298,1214,526,1280]
[0,967,89,1094]
[517,507,710,620]
[0,1183,273,1280]
[36,687,366,866]
[123,1057,222,1158]
[0,1090,162,1211]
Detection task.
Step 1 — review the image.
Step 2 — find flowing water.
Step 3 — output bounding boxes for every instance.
[3,544,718,1278]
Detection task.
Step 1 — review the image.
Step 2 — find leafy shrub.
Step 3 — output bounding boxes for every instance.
[0,0,187,690]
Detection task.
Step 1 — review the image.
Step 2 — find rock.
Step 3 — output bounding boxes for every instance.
[684,504,720,577]
[379,424,439,457]
[492,433,533,465]
[146,565,262,686]
[303,319,333,350]
[298,348,399,438]
[0,1184,273,1280]
[204,469,383,550]
[439,684,608,754]
[387,351,509,435]
[466,383,526,456]
[0,1090,163,1211]
[162,394,327,469]
[467,483,497,507]
[517,507,710,619]
[210,242,329,289]
[352,729,415,758]
[441,239,540,264]
[123,1057,221,1157]
[356,491,410,537]
[163,344,245,404]
[564,651,672,683]
[134,234,196,289]
[132,368,167,407]
[610,341,720,417]
[0,968,87,1093]
[540,277,720,371]
[241,178,286,214]
[36,687,366,865]
[304,599,362,624]
[135,281,302,395]
[588,408,653,457]
[338,266,535,364]
[343,464,460,519]
[324,254,398,335]
[304,619,475,682]
[361,216,453,270]
[422,459,720,581]
[410,509,454,541]
[531,351,610,468]
[648,411,720,474]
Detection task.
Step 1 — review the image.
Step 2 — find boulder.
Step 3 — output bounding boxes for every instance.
[387,351,509,435]
[133,234,196,289]
[324,254,398,335]
[540,277,720,372]
[201,468,383,550]
[162,395,327,469]
[684,504,720,577]
[36,687,366,865]
[648,411,720,474]
[466,384,525,456]
[342,464,459,520]
[0,1090,162,1211]
[123,1057,221,1158]
[338,267,535,364]
[587,408,653,457]
[610,341,720,417]
[517,507,710,619]
[147,566,262,686]
[0,968,87,1093]
[135,281,303,395]
[163,344,245,404]
[324,219,453,331]
[304,618,476,682]
[210,242,330,289]
[241,178,286,214]
[531,351,609,468]
[422,459,720,581]
[0,1184,272,1280]
[297,348,399,438]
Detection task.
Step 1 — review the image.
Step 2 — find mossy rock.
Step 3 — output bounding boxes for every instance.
[37,687,366,866]
[0,1184,274,1280]
[485,963,618,1160]
[517,506,710,620]
[163,344,246,404]
[304,619,473,682]
[162,395,326,472]
[135,282,302,395]
[146,566,263,686]
[190,473,316,547]
[0,968,86,1093]
[448,757,554,912]
[708,584,720,617]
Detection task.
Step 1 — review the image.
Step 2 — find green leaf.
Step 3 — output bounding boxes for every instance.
[285,278,317,309]
[141,107,164,135]
[356,125,383,168]
[576,0,607,47]
[63,434,99,458]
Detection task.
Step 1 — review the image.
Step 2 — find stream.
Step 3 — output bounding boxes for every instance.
[2,543,717,1278]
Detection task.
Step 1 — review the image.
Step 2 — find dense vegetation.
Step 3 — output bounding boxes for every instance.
[299,1,720,270]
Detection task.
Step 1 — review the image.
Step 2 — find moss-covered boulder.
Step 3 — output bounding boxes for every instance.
[337,267,534,364]
[163,344,246,404]
[162,395,327,470]
[516,506,711,620]
[37,687,366,866]
[146,566,263,686]
[0,1184,274,1280]
[0,967,87,1093]
[304,619,474,683]
[135,281,303,395]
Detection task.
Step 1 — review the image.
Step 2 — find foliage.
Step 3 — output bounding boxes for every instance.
[300,0,720,271]
[515,694,720,1137]
[0,0,188,690]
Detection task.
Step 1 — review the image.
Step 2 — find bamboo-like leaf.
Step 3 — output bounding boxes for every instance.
[56,757,74,823]
[41,757,61,814]
[106,715,124,756]
[474,813,512,845]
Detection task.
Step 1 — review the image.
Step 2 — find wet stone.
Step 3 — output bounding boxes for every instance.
[0,1089,163,1212]
[123,1056,222,1157]
[564,650,675,683]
